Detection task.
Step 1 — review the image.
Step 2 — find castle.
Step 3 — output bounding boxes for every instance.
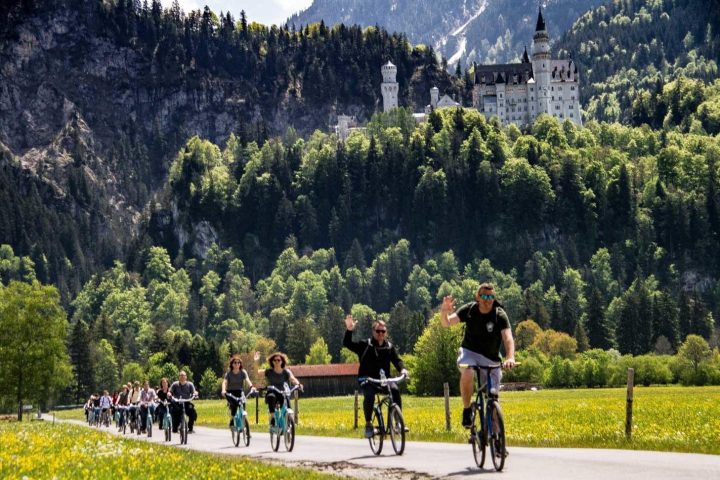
[379,8,582,127]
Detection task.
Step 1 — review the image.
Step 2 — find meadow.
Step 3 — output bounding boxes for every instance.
[0,421,333,480]
[55,386,720,455]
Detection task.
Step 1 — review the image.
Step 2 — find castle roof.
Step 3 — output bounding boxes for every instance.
[474,62,534,85]
[550,59,579,82]
[522,46,530,63]
[536,7,546,32]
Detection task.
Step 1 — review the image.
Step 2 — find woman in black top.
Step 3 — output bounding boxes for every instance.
[155,377,171,428]
[221,354,254,426]
[263,352,302,417]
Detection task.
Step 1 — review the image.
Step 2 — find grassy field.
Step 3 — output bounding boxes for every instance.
[55,386,720,455]
[0,421,333,480]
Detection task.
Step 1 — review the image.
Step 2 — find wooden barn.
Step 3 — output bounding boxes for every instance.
[287,363,361,397]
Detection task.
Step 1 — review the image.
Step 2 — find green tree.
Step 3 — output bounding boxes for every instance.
[305,337,332,364]
[121,362,145,384]
[93,339,119,394]
[412,317,463,396]
[199,367,220,399]
[0,281,72,419]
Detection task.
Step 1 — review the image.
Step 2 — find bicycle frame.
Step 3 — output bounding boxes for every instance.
[267,384,299,433]
[226,391,248,430]
[359,370,407,455]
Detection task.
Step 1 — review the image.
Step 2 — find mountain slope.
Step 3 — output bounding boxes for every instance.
[289,0,606,66]
[553,0,720,124]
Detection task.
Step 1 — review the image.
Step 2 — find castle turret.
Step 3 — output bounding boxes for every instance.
[430,86,439,108]
[531,8,551,115]
[381,61,399,112]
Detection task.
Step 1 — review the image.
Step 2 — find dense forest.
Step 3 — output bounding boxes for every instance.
[1,0,720,407]
[554,0,720,125]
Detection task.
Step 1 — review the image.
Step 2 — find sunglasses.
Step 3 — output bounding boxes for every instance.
[231,361,242,365]
[480,294,495,300]
[272,358,282,363]
[375,329,387,334]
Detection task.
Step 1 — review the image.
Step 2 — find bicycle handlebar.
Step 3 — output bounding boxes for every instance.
[266,384,302,397]
[359,372,408,385]
[458,362,521,370]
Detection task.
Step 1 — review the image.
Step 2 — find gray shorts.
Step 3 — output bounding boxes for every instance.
[457,347,502,392]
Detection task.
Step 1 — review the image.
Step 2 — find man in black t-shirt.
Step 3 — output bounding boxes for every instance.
[440,282,516,428]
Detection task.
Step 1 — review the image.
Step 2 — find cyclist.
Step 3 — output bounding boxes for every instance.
[343,314,408,439]
[127,381,141,428]
[84,393,97,422]
[263,352,302,426]
[221,354,254,427]
[169,371,198,434]
[138,380,157,433]
[439,282,516,428]
[115,385,129,431]
[98,390,112,425]
[155,378,171,428]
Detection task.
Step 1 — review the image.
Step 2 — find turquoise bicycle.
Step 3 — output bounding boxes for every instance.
[225,389,257,447]
[156,399,173,442]
[266,383,301,452]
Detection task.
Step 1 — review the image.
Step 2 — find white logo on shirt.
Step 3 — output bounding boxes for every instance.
[486,322,494,333]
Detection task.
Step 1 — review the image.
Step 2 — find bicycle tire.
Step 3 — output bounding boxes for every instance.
[369,406,384,455]
[180,415,188,445]
[388,405,405,455]
[270,413,281,452]
[121,412,127,435]
[164,416,171,442]
[471,403,486,468]
[488,400,506,472]
[146,413,152,438]
[136,413,143,436]
[243,418,251,447]
[232,414,241,447]
[284,412,295,452]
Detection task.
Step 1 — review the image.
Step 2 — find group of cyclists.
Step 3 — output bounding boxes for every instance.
[84,375,199,435]
[84,283,515,463]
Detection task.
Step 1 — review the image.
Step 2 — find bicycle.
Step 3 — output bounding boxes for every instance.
[172,394,197,445]
[156,399,173,442]
[265,383,301,452]
[225,389,256,447]
[359,370,407,456]
[116,405,128,434]
[136,402,153,438]
[460,363,510,472]
[99,408,111,428]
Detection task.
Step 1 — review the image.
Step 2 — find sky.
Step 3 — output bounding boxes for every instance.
[159,0,314,26]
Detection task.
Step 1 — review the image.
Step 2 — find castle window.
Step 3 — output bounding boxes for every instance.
[559,87,563,91]
[571,86,576,91]
[530,87,534,92]
[556,105,560,110]
[570,113,574,118]
[551,86,554,91]
[560,114,564,118]
[559,96,563,101]
[569,104,574,109]
[499,94,503,98]
[571,96,575,100]
[552,96,555,101]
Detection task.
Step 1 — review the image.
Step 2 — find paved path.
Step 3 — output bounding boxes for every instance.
[47,416,720,479]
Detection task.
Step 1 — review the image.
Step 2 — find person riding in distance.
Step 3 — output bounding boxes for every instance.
[169,370,198,433]
[343,314,409,438]
[440,282,516,428]
[221,354,254,427]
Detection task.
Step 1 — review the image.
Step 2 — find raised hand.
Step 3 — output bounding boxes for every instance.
[441,295,456,313]
[344,314,356,331]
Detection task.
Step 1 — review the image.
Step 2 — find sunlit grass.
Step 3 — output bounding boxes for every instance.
[54,385,720,454]
[0,421,333,479]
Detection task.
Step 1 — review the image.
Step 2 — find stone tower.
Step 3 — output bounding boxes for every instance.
[531,8,551,115]
[381,61,399,112]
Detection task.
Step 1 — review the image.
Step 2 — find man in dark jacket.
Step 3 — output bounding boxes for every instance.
[343,314,409,438]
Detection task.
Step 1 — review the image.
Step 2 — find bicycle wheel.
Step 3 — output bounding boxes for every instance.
[163,416,172,442]
[146,413,152,438]
[270,413,281,452]
[284,412,295,452]
[471,403,486,468]
[488,401,506,472]
[242,418,251,447]
[388,405,405,455]
[121,412,127,434]
[232,414,241,447]
[179,415,188,445]
[136,413,143,435]
[368,406,384,455]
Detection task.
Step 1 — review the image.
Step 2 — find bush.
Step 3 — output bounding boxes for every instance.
[411,316,462,396]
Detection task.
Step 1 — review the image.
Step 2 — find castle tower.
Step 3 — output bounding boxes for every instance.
[531,8,551,115]
[381,61,399,112]
[430,86,439,108]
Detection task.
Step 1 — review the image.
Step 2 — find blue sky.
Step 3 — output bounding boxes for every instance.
[159,1,313,26]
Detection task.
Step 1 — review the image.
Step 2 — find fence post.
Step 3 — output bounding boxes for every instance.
[625,368,634,439]
[255,394,259,425]
[294,390,299,425]
[444,382,451,431]
[354,390,359,429]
